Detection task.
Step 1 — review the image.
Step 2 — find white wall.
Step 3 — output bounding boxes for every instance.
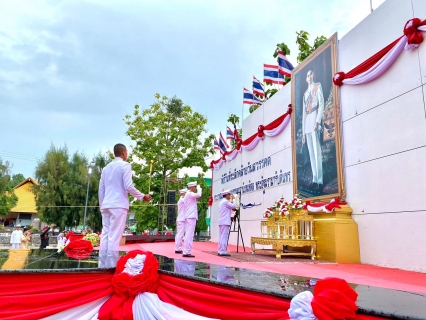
[211,0,426,272]
[211,85,293,246]
[339,0,426,272]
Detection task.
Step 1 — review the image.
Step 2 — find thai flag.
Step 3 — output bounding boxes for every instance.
[243,88,263,105]
[252,76,265,97]
[234,124,240,141]
[263,64,284,85]
[219,132,229,152]
[226,126,235,140]
[277,50,294,77]
[213,137,220,151]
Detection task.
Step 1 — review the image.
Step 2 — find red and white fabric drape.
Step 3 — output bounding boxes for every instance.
[333,18,426,86]
[211,105,292,171]
[303,198,346,213]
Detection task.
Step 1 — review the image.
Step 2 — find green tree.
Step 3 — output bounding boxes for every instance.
[251,30,327,109]
[0,158,18,216]
[195,173,210,236]
[33,145,108,231]
[226,114,242,148]
[125,94,214,231]
[33,145,72,228]
[9,173,25,188]
[296,30,327,63]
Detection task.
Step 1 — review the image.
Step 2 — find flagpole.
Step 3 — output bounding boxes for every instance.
[242,87,244,124]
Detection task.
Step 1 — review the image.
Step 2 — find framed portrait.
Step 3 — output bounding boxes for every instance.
[291,33,345,202]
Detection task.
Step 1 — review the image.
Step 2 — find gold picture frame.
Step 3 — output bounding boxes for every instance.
[291,33,345,202]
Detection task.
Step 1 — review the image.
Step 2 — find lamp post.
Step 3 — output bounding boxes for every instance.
[83,162,95,230]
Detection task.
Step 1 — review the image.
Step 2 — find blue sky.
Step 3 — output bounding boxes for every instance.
[0,0,385,178]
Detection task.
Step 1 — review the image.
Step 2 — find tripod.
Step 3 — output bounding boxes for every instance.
[227,208,246,253]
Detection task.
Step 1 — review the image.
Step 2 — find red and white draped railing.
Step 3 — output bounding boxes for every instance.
[303,198,346,213]
[333,18,426,86]
[210,105,292,171]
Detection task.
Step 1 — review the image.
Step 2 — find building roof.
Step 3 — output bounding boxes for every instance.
[10,177,38,213]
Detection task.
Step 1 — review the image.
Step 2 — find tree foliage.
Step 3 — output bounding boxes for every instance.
[0,158,18,216]
[194,173,210,234]
[32,144,110,231]
[125,94,214,231]
[252,30,327,108]
[296,30,327,63]
[9,173,25,188]
[226,114,242,148]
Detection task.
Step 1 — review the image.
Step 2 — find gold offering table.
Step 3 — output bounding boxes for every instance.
[251,211,317,260]
[251,205,360,263]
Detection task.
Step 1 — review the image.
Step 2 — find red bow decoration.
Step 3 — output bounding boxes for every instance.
[404,18,426,46]
[333,72,346,86]
[64,239,93,260]
[98,250,159,320]
[208,196,213,207]
[311,278,358,320]
[324,198,343,212]
[257,125,265,138]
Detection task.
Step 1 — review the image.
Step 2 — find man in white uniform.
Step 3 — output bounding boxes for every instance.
[98,144,151,267]
[302,69,325,190]
[174,188,187,254]
[10,225,23,249]
[182,181,202,258]
[218,190,237,256]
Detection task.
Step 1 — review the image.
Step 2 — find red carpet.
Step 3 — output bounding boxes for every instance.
[117,241,426,294]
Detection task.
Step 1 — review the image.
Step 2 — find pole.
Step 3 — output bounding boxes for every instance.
[148,160,154,193]
[370,0,373,12]
[83,163,93,230]
[83,170,91,230]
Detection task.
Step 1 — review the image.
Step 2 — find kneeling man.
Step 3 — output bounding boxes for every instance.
[218,190,237,256]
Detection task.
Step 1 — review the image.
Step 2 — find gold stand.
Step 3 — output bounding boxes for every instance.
[311,205,360,263]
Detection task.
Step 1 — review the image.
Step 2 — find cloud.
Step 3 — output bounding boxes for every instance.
[0,0,386,178]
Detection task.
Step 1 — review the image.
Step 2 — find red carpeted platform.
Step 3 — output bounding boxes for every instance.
[117,240,426,295]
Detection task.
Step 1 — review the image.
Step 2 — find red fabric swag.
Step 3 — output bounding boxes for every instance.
[158,273,292,320]
[0,273,113,320]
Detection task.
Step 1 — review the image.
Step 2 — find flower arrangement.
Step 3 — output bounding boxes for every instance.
[83,233,100,247]
[289,194,304,210]
[263,195,305,219]
[263,207,274,218]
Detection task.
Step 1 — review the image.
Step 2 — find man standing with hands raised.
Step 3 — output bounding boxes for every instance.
[182,181,202,258]
[98,143,151,265]
[174,188,187,254]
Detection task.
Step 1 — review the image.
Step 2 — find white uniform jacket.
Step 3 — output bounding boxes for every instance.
[176,196,186,222]
[183,186,202,220]
[98,157,145,210]
[10,230,23,244]
[218,199,237,226]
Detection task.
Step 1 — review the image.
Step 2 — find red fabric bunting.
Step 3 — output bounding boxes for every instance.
[0,273,113,320]
[334,18,426,86]
[0,270,388,320]
[333,36,403,86]
[210,106,292,168]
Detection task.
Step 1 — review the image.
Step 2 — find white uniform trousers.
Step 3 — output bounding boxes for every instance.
[174,221,186,251]
[183,218,196,255]
[11,243,19,249]
[218,225,230,255]
[100,208,128,251]
[306,131,323,184]
[99,208,127,268]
